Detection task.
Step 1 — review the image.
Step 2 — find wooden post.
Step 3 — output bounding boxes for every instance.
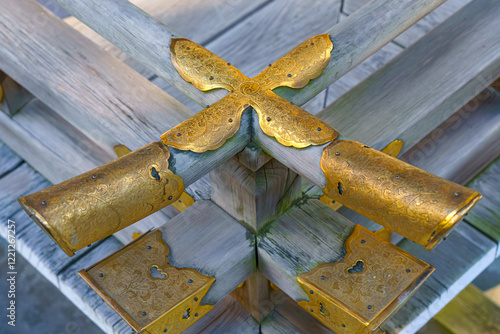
[210,142,302,321]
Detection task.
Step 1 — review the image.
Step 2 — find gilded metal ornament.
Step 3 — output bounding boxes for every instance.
[321,140,482,250]
[18,142,184,256]
[79,230,215,334]
[298,225,434,334]
[162,34,338,152]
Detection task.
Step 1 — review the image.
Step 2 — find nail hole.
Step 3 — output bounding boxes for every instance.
[406,269,411,273]
[454,192,460,197]
[337,182,344,196]
[151,167,161,181]
[317,127,321,131]
[188,279,193,284]
[361,240,366,244]
[290,102,294,105]
[227,62,231,66]
[168,196,173,200]
[194,297,198,301]
[142,312,147,316]
[150,266,167,279]
[164,329,167,333]
[310,308,314,312]
[146,246,152,250]
[309,290,314,294]
[335,152,340,156]
[342,324,346,328]
[367,305,373,310]
[146,148,151,151]
[267,117,271,121]
[195,313,199,317]
[348,261,364,273]
[176,133,181,137]
[186,47,190,50]
[183,308,191,319]
[228,118,233,123]
[287,74,292,77]
[92,175,97,179]
[311,43,314,45]
[99,273,103,278]
[331,200,335,204]
[268,64,272,67]
[41,201,46,205]
[363,145,369,148]
[206,105,210,108]
[209,76,214,80]
[321,275,326,280]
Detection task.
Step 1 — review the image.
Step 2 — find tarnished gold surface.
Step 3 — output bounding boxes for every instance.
[298,225,434,334]
[18,142,184,256]
[113,144,194,213]
[162,34,338,152]
[79,230,215,334]
[321,140,482,250]
[320,140,404,212]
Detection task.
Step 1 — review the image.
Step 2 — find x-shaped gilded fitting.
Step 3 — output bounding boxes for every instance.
[162,34,338,152]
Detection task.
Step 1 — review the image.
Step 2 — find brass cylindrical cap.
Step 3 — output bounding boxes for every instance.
[18,142,184,256]
[321,140,482,250]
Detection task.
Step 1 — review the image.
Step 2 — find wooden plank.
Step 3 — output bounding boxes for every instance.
[55,0,444,108]
[64,0,269,88]
[343,0,473,48]
[464,156,500,252]
[0,0,193,157]
[385,223,496,333]
[258,199,355,301]
[400,88,500,185]
[433,285,500,334]
[318,0,500,154]
[0,140,22,177]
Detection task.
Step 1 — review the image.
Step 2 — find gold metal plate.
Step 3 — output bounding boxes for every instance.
[79,230,215,334]
[18,142,184,256]
[298,225,434,334]
[321,140,482,250]
[162,34,338,152]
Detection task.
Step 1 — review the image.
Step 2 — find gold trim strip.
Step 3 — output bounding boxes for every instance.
[321,139,482,250]
[18,142,184,256]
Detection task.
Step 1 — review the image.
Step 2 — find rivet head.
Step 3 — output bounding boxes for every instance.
[92,175,97,179]
[142,312,147,316]
[164,329,167,333]
[186,47,190,50]
[287,74,292,77]
[367,305,373,310]
[321,275,326,280]
[342,324,346,328]
[309,290,314,294]
[310,308,314,312]
[228,118,233,123]
[395,175,401,179]
[176,133,181,137]
[267,117,271,121]
[168,196,173,200]
[317,127,321,131]
[99,273,103,278]
[227,62,231,66]
[331,200,335,204]
[188,279,193,284]
[41,201,46,205]
[146,246,152,250]
[361,240,366,244]
[406,269,411,273]
[195,313,199,317]
[209,76,214,80]
[194,297,198,301]
[454,192,460,197]
[335,152,340,156]
[311,43,314,45]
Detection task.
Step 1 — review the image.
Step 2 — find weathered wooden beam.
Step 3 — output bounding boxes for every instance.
[0,71,34,117]
[0,0,193,156]
[54,0,443,108]
[318,0,500,153]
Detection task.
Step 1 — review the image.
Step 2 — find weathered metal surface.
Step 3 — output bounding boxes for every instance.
[162,34,338,152]
[18,142,184,256]
[321,140,482,250]
[79,230,214,334]
[298,225,434,334]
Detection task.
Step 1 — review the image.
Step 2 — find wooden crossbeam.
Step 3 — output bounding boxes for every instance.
[54,0,444,107]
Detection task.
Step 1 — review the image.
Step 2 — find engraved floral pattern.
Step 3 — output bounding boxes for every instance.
[298,225,433,333]
[162,35,338,152]
[321,140,481,248]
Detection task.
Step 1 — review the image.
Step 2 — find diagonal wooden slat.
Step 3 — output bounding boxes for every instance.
[54,0,445,107]
[0,0,193,156]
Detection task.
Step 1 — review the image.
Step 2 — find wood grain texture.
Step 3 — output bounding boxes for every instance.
[0,140,22,178]
[258,199,355,301]
[210,157,302,233]
[400,88,500,185]
[64,0,269,81]
[386,223,496,333]
[433,285,500,334]
[318,0,500,153]
[464,156,500,252]
[157,200,255,305]
[0,0,193,156]
[343,0,473,47]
